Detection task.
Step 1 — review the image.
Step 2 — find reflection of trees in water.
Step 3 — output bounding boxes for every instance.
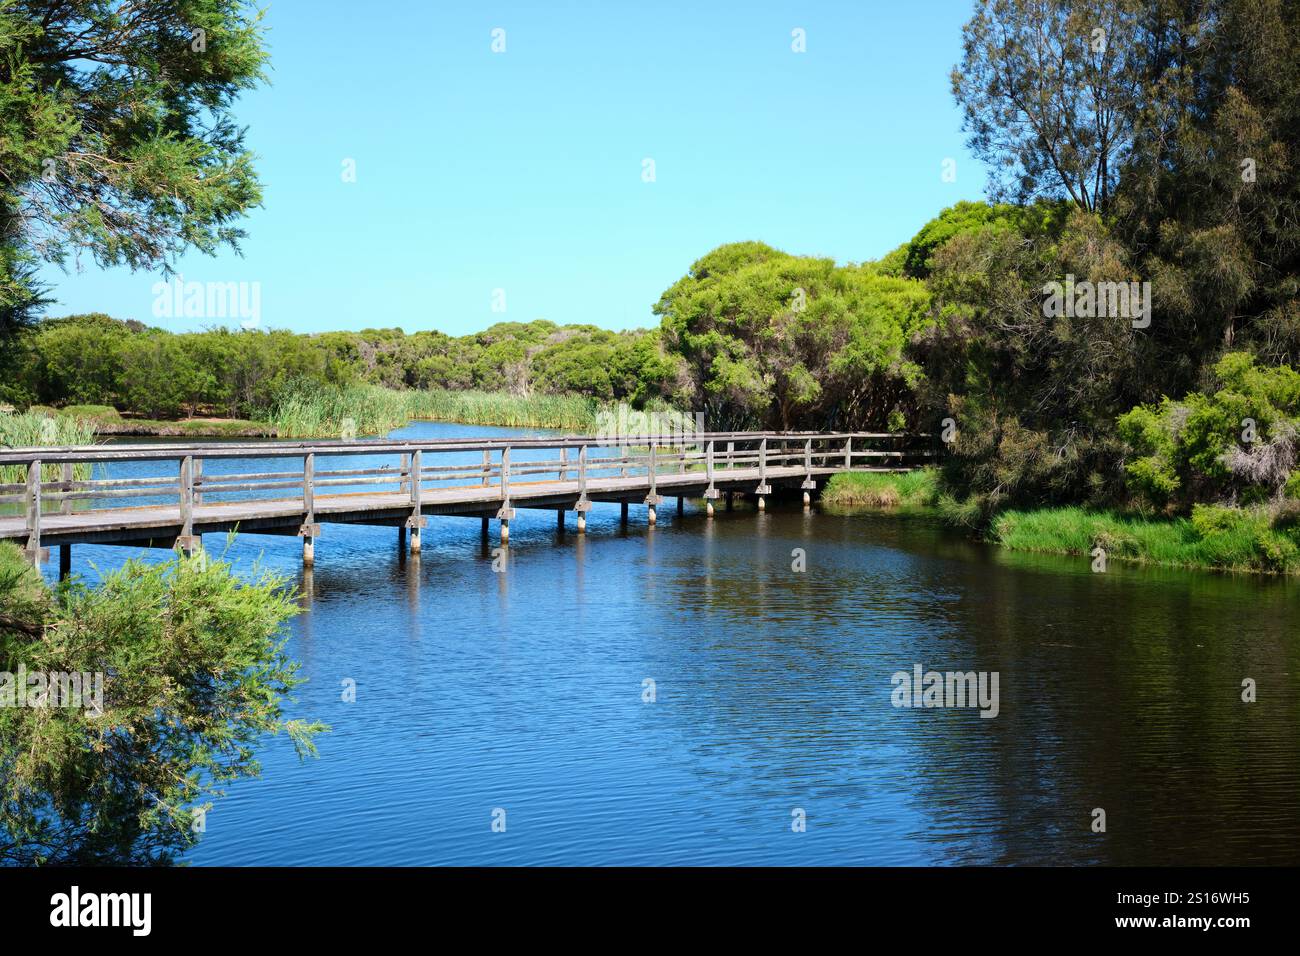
[631,511,1300,865]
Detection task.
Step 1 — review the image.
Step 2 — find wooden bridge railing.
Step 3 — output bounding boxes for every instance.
[0,431,933,564]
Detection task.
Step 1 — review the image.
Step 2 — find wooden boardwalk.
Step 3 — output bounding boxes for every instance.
[0,431,930,572]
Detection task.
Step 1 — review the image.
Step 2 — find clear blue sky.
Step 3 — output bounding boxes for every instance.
[40,0,989,335]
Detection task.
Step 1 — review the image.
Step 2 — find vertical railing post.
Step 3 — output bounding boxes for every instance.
[24,459,43,566]
[559,445,568,482]
[845,435,852,469]
[193,457,204,508]
[60,461,73,515]
[575,443,589,533]
[178,455,196,555]
[498,445,513,543]
[400,452,411,497]
[407,448,424,554]
[801,438,815,507]
[645,440,660,524]
[755,437,771,510]
[481,448,491,487]
[302,452,316,566]
[727,440,735,471]
[704,439,718,517]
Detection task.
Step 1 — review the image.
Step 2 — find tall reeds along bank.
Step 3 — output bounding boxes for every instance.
[265,381,599,438]
[0,411,96,484]
[0,540,325,865]
[405,389,597,430]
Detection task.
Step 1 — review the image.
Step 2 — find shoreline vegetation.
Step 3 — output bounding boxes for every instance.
[824,470,1300,576]
[5,385,600,443]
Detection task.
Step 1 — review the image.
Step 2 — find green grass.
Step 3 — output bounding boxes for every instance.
[266,383,598,438]
[992,505,1300,575]
[0,412,96,484]
[821,468,940,509]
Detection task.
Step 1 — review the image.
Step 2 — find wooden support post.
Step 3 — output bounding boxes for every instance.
[801,438,816,508]
[706,500,714,518]
[644,441,661,523]
[25,460,47,565]
[497,445,514,544]
[302,452,316,567]
[754,437,771,506]
[408,449,423,554]
[726,491,734,511]
[60,461,73,515]
[557,509,565,531]
[575,443,589,534]
[620,501,629,524]
[59,544,71,580]
[177,455,196,555]
[677,496,684,516]
[481,516,490,537]
[398,525,406,552]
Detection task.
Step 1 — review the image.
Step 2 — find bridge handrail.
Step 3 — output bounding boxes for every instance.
[0,430,929,465]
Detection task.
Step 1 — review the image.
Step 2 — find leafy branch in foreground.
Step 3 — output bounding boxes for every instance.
[0,541,325,866]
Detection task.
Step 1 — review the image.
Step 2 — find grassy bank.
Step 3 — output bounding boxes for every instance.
[992,505,1300,575]
[822,467,1300,575]
[821,468,941,509]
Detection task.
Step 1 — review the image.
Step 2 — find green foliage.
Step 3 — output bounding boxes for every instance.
[654,241,931,430]
[1118,352,1300,507]
[0,0,268,274]
[0,542,324,865]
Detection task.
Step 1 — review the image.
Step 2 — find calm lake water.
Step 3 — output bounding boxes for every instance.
[45,422,1300,865]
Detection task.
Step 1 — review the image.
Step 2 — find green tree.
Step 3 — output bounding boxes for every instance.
[655,242,930,430]
[953,0,1145,213]
[0,543,323,865]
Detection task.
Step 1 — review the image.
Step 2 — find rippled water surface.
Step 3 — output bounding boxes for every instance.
[49,423,1300,865]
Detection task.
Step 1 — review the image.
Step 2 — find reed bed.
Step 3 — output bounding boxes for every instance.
[0,412,97,484]
[266,383,598,438]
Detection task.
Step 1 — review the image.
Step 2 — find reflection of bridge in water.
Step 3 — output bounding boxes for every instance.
[1,431,932,575]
